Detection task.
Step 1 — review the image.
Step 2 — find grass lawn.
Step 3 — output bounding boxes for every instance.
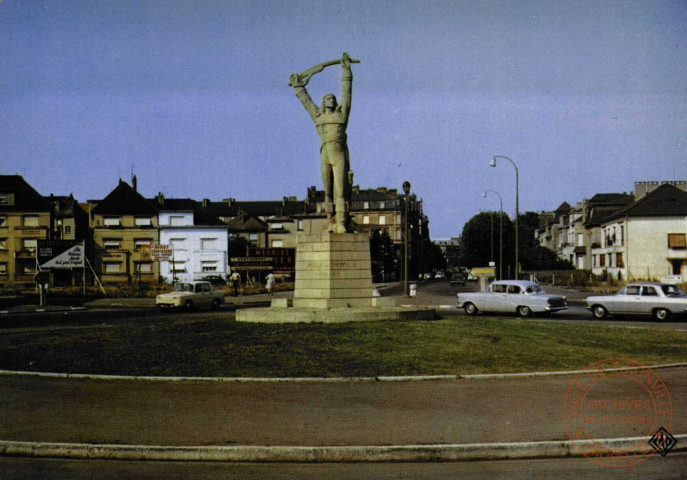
[0,315,685,377]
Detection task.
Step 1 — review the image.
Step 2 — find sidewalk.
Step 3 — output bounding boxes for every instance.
[0,366,684,462]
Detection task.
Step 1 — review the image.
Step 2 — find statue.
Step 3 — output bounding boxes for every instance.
[290,53,360,233]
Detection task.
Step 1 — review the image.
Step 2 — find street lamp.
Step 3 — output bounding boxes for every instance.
[490,155,519,279]
[483,189,503,280]
[403,181,411,296]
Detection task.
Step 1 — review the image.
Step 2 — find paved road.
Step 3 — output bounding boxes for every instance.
[2,453,685,480]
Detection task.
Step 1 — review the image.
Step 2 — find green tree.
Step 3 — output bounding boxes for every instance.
[370,229,397,282]
[459,212,515,278]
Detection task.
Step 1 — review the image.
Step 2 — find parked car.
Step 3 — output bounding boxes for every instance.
[457,280,568,317]
[201,275,227,286]
[585,282,687,320]
[434,270,446,279]
[450,270,468,286]
[156,281,225,309]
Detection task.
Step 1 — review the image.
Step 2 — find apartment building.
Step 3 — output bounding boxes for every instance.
[591,184,687,281]
[89,179,159,285]
[0,176,52,286]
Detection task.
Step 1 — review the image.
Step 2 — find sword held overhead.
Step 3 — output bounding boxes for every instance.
[288,53,360,87]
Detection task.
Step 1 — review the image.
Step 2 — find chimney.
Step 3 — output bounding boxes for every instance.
[202,198,209,209]
[157,192,165,207]
[132,175,138,192]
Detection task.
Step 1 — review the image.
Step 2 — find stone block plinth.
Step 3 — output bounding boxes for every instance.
[293,232,374,308]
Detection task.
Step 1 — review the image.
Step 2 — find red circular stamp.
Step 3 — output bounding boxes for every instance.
[563,358,673,467]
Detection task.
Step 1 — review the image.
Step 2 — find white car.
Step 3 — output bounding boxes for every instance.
[457,280,568,317]
[586,282,687,320]
[156,281,225,309]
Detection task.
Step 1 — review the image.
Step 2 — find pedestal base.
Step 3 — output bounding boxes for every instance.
[292,232,375,308]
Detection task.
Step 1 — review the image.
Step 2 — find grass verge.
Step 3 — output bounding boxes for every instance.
[0,315,685,377]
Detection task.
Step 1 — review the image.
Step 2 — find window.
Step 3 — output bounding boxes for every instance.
[297,219,304,231]
[641,286,658,296]
[170,216,185,226]
[134,238,152,250]
[668,234,686,249]
[23,216,39,227]
[270,223,284,230]
[0,217,6,227]
[135,217,152,226]
[379,201,385,209]
[507,285,521,294]
[363,215,370,224]
[379,215,386,225]
[136,262,152,273]
[0,196,7,204]
[23,239,37,252]
[616,253,624,268]
[249,233,258,242]
[169,238,186,250]
[104,263,121,273]
[577,234,584,247]
[18,261,36,275]
[201,238,217,250]
[363,202,370,209]
[620,226,624,246]
[196,283,211,292]
[103,239,121,250]
[104,217,121,227]
[0,238,6,250]
[625,285,641,295]
[0,263,7,275]
[599,255,606,267]
[171,261,187,272]
[491,284,507,293]
[271,240,284,248]
[64,225,71,234]
[201,261,217,272]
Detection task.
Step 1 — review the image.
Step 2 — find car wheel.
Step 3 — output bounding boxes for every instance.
[591,305,608,319]
[184,300,194,310]
[517,306,532,318]
[653,308,670,321]
[211,298,221,309]
[464,303,478,315]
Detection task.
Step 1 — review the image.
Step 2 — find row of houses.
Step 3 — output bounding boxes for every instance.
[0,175,430,287]
[536,181,687,282]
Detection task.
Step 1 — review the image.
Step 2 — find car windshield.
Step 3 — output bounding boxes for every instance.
[173,283,193,292]
[661,285,686,297]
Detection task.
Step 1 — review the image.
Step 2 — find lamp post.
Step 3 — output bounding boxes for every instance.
[490,155,519,279]
[403,181,411,296]
[483,189,503,280]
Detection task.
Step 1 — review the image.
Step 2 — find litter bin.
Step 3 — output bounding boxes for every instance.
[409,283,417,297]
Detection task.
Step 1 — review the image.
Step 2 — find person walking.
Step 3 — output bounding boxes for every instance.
[265,272,275,296]
[229,271,241,297]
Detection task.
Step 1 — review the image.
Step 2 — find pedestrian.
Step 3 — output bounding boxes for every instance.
[265,272,275,296]
[229,271,241,296]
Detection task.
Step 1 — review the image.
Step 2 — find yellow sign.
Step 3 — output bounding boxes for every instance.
[471,267,496,276]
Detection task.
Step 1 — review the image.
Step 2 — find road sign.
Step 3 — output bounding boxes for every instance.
[471,267,496,276]
[152,244,173,260]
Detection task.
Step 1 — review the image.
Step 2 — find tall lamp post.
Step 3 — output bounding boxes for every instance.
[483,189,503,280]
[403,181,411,296]
[490,155,519,279]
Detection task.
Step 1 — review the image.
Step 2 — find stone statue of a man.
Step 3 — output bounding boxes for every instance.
[290,53,357,234]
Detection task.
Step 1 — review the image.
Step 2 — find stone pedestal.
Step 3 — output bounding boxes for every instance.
[293,232,374,308]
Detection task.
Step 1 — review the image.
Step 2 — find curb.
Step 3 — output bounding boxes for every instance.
[1,362,685,384]
[1,435,685,463]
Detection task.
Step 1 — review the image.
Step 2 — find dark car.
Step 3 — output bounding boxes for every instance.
[201,275,227,287]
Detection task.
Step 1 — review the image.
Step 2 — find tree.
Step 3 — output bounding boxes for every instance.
[369,229,397,282]
[459,212,515,277]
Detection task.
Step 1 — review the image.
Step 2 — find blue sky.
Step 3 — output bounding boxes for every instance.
[2,0,686,239]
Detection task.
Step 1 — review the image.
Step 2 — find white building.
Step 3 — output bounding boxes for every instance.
[591,184,687,281]
[157,198,229,283]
